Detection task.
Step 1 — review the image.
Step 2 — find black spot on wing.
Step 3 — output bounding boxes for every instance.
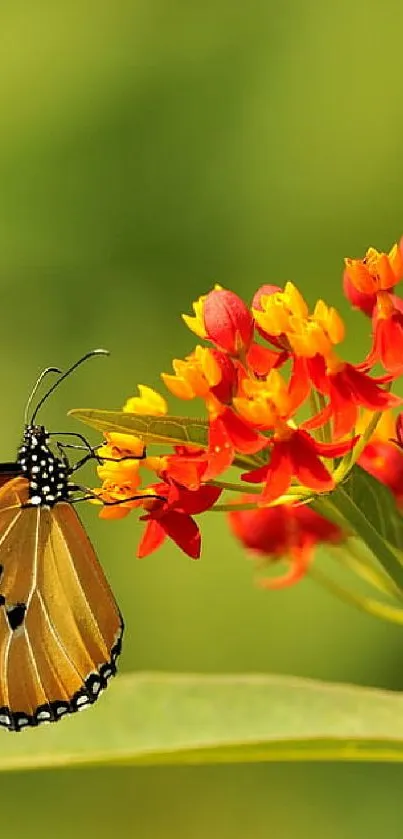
[6,603,26,630]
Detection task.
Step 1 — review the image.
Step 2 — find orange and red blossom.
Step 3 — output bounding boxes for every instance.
[242,429,356,504]
[360,293,403,375]
[343,241,403,375]
[138,480,222,559]
[254,288,400,438]
[162,345,265,479]
[92,233,403,590]
[162,345,238,404]
[228,497,345,588]
[96,431,146,484]
[304,355,401,439]
[183,288,254,355]
[344,242,403,295]
[343,270,377,316]
[252,282,307,350]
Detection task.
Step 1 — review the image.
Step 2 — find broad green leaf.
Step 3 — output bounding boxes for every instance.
[69,408,209,447]
[4,672,403,771]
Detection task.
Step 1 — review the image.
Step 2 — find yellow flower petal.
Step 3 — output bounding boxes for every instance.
[124,385,168,416]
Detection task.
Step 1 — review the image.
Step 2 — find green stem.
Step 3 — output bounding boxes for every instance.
[309,565,403,626]
[208,480,262,494]
[333,409,384,483]
[210,501,262,513]
[330,540,403,601]
[313,489,403,593]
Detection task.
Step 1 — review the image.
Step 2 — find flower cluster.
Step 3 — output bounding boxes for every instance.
[93,239,403,592]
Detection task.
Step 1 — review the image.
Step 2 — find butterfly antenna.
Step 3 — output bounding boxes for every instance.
[30,349,109,425]
[24,367,62,426]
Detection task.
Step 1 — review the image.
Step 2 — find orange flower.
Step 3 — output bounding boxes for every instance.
[362,293,403,375]
[252,282,308,348]
[96,432,145,483]
[162,345,237,405]
[96,479,149,520]
[343,269,377,316]
[344,242,403,294]
[233,364,309,429]
[242,430,356,503]
[305,356,401,438]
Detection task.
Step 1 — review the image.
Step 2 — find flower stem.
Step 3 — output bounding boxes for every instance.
[309,565,403,626]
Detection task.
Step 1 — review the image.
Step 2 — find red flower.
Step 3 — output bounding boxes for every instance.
[305,356,400,438]
[163,446,209,490]
[207,349,239,403]
[228,498,345,588]
[204,408,267,481]
[359,441,403,507]
[138,481,222,559]
[246,342,288,377]
[343,269,377,316]
[363,294,403,375]
[344,242,403,294]
[242,430,355,503]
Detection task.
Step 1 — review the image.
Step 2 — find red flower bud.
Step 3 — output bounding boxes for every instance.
[203,289,253,355]
[208,349,238,403]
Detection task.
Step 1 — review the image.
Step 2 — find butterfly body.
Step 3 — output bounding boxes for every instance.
[17,423,69,507]
[0,355,124,732]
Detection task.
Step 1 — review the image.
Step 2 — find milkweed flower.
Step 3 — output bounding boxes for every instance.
[344,240,403,374]
[90,233,403,613]
[137,480,222,559]
[228,497,346,588]
[344,243,403,294]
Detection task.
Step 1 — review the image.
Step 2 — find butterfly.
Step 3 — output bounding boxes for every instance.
[0,350,123,732]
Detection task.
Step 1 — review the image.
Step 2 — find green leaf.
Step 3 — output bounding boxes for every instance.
[313,466,403,595]
[337,465,403,553]
[4,672,403,771]
[69,408,209,447]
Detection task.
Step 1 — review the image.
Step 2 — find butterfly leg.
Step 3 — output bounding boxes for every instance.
[52,434,147,474]
[68,485,166,505]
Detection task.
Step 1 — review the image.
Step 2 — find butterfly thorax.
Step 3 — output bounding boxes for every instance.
[17,424,69,507]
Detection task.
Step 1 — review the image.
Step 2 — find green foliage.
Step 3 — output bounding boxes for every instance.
[5,672,403,771]
[69,408,209,447]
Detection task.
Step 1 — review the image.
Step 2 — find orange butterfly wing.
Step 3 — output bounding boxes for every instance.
[0,477,123,730]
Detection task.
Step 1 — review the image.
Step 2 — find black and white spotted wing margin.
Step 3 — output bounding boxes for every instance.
[0,478,123,731]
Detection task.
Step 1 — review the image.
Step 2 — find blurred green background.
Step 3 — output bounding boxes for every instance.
[2,1,403,836]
